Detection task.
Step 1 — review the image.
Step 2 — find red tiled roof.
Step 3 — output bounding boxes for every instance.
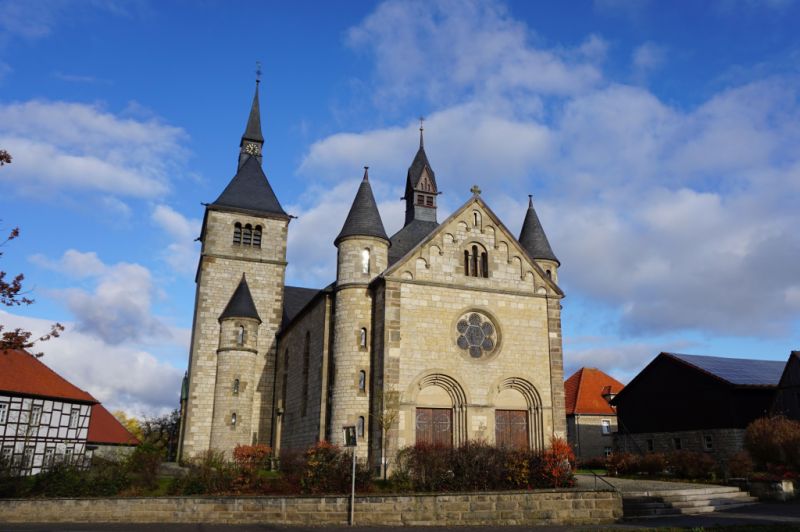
[564,367,625,415]
[87,404,140,446]
[0,349,96,403]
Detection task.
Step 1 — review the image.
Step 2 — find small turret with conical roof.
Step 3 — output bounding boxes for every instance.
[335,167,389,285]
[519,195,560,282]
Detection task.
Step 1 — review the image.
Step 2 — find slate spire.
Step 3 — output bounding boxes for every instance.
[211,78,287,218]
[219,274,261,322]
[519,195,559,265]
[403,119,438,226]
[335,167,389,246]
[238,78,265,169]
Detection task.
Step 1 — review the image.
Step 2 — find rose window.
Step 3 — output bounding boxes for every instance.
[456,312,497,358]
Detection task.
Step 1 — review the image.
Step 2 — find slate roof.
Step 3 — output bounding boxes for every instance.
[87,404,139,446]
[242,82,263,143]
[388,219,439,265]
[406,144,438,191]
[564,367,625,415]
[335,169,389,245]
[219,274,261,322]
[0,349,96,403]
[519,196,559,265]
[666,352,785,386]
[211,155,286,217]
[281,285,324,329]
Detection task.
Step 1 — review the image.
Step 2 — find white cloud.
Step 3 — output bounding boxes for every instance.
[0,310,183,417]
[632,42,665,79]
[33,249,173,345]
[0,100,187,200]
[289,0,800,342]
[151,204,201,274]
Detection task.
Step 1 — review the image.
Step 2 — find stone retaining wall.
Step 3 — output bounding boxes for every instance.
[0,490,621,526]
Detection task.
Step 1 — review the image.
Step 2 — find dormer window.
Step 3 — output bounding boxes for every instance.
[417,194,424,205]
[425,196,433,206]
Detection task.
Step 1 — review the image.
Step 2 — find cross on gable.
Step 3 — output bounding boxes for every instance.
[470,185,481,195]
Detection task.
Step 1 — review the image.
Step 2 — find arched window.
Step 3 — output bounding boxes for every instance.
[237,325,245,346]
[242,224,253,245]
[481,252,488,278]
[233,222,242,244]
[360,328,367,348]
[361,249,370,274]
[358,370,366,392]
[253,225,262,247]
[357,416,365,438]
[473,212,479,227]
[464,250,470,276]
[233,379,240,395]
[546,269,552,279]
[231,412,237,426]
[471,245,479,277]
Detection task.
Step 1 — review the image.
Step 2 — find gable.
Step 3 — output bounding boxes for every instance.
[383,195,562,296]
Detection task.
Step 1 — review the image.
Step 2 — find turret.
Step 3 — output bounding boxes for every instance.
[335,167,390,284]
[210,274,261,450]
[519,195,560,283]
[330,167,389,457]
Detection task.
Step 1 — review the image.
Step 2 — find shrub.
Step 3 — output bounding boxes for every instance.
[745,416,800,472]
[233,444,272,472]
[727,451,754,478]
[578,456,606,470]
[169,450,238,495]
[666,450,716,479]
[605,452,640,476]
[126,443,162,490]
[639,453,666,476]
[299,441,371,494]
[537,437,575,488]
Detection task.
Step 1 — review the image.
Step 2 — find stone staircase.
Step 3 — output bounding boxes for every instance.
[622,485,758,518]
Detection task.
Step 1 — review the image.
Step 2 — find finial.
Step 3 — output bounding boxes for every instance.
[363,166,369,181]
[528,194,533,208]
[470,184,481,195]
[419,116,425,148]
[255,61,262,84]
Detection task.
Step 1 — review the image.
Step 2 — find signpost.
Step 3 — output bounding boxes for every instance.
[343,426,357,526]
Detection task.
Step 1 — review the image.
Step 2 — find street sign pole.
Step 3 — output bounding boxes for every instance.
[343,425,357,526]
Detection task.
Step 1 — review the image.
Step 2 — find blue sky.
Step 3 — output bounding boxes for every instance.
[1,0,799,415]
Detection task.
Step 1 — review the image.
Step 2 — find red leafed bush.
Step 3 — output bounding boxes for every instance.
[300,441,371,494]
[638,453,666,476]
[605,452,640,476]
[727,451,754,478]
[745,416,800,472]
[537,437,575,488]
[232,444,271,472]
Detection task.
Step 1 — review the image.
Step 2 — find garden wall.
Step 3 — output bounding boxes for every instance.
[0,490,621,526]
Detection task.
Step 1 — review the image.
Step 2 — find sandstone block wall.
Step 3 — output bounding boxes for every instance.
[0,491,621,526]
[615,428,745,461]
[181,209,287,459]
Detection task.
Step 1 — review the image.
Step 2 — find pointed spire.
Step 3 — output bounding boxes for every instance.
[419,116,425,149]
[519,194,559,265]
[212,155,286,217]
[335,167,389,245]
[242,79,264,144]
[219,274,262,322]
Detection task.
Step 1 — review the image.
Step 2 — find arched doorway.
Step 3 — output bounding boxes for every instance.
[494,378,544,452]
[414,374,467,447]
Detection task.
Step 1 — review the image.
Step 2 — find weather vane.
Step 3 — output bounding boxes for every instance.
[256,61,262,83]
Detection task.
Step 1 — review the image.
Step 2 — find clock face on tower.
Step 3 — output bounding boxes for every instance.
[244,142,260,156]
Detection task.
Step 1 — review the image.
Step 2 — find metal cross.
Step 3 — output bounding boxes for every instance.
[256,61,262,83]
[470,185,481,195]
[419,116,425,131]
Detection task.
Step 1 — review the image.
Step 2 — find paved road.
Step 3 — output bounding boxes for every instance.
[2,502,800,532]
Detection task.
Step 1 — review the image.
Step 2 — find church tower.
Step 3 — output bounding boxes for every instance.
[404,123,438,225]
[179,79,290,459]
[330,168,389,456]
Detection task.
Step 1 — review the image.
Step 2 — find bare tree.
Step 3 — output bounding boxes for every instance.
[372,387,400,479]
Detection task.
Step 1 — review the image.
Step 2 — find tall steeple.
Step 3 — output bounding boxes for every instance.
[519,195,559,265]
[403,118,438,226]
[239,68,264,169]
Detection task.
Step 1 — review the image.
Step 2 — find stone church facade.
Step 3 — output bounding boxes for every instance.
[178,83,567,471]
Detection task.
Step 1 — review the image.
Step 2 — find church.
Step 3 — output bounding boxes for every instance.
[177,81,568,471]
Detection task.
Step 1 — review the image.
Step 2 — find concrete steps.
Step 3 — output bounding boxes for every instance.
[622,485,758,518]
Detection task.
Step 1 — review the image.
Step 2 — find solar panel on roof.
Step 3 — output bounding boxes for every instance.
[668,353,784,386]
